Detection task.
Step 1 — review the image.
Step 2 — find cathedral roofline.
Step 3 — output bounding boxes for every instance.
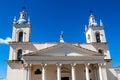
[23,43,104,56]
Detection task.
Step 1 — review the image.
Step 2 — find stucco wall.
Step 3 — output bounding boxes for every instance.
[6,66,24,80]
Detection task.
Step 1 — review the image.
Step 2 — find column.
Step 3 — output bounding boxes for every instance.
[56,64,62,80]
[98,63,103,80]
[27,64,32,80]
[102,63,108,80]
[85,63,90,80]
[23,68,28,80]
[13,51,16,60]
[23,32,26,42]
[42,64,47,80]
[23,64,29,80]
[15,31,17,41]
[71,63,76,80]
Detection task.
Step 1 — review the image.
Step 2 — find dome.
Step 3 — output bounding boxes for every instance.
[17,11,27,24]
[17,18,27,24]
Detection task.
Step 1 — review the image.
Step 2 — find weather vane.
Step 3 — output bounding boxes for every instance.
[22,6,26,10]
[90,10,93,15]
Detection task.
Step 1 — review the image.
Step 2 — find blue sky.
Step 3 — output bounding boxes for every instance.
[0,0,120,78]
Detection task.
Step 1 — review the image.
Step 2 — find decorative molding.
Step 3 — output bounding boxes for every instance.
[71,63,76,67]
[24,56,104,60]
[9,42,32,45]
[61,66,70,73]
[56,63,62,67]
[41,64,47,67]
[13,23,31,27]
[85,63,90,66]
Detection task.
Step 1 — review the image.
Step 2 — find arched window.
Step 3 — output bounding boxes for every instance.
[95,33,101,43]
[18,32,23,42]
[17,49,22,60]
[98,49,103,54]
[35,69,42,75]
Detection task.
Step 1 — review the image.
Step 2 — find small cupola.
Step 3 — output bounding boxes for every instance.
[17,11,27,24]
[89,14,98,26]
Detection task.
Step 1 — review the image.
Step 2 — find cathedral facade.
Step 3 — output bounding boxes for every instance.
[6,11,120,80]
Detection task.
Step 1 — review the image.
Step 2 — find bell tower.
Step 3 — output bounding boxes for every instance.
[12,11,31,42]
[85,12,111,60]
[85,13,106,43]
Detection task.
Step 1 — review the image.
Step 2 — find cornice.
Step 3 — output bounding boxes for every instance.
[9,42,32,45]
[6,60,23,64]
[90,42,109,46]
[9,41,108,45]
[23,56,104,61]
[85,26,104,33]
[13,23,31,27]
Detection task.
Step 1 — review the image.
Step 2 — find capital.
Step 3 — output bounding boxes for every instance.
[71,63,76,67]
[100,62,106,67]
[23,63,32,69]
[41,64,47,67]
[23,63,28,68]
[56,63,62,67]
[85,63,90,67]
[98,63,103,66]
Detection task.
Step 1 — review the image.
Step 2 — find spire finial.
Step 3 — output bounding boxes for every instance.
[60,31,64,43]
[89,10,98,26]
[28,17,30,24]
[90,10,93,16]
[22,6,26,11]
[17,10,27,24]
[100,19,103,26]
[13,16,16,24]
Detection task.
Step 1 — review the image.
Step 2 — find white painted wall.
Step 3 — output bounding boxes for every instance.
[85,27,106,43]
[12,24,31,42]
[6,66,24,80]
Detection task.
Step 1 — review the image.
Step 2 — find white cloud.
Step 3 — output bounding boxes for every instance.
[0,37,12,44]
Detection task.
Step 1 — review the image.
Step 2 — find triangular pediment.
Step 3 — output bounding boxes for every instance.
[24,43,101,57]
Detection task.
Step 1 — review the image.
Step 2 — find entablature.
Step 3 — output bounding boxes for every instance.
[23,56,104,64]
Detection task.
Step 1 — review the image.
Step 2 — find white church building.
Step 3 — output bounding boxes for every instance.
[6,11,120,80]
